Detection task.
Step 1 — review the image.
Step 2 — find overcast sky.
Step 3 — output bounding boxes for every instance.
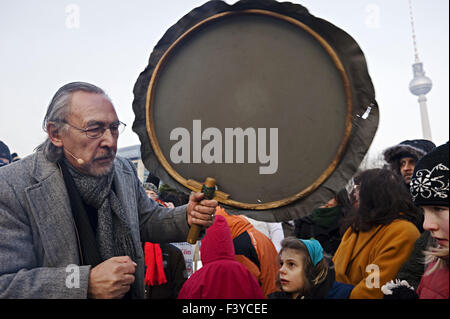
[0,0,448,160]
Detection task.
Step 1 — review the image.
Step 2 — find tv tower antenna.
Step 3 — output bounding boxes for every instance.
[408,0,433,140]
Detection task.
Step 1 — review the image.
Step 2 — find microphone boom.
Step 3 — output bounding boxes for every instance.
[65,149,85,165]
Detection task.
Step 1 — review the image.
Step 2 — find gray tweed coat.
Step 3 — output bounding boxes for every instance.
[0,150,190,298]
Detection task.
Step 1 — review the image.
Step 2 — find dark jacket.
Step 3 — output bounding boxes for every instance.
[145,243,187,299]
[397,231,431,289]
[294,207,344,256]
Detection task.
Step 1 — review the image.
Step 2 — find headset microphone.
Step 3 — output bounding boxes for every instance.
[65,149,85,165]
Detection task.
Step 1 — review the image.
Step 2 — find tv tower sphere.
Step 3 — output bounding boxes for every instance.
[409,62,432,96]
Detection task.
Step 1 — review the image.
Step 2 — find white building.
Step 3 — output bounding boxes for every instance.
[117,144,149,183]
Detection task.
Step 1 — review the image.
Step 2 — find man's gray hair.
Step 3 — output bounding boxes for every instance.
[36,81,111,162]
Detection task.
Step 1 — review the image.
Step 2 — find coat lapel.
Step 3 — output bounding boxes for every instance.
[334,225,384,278]
[349,225,384,262]
[112,158,146,298]
[25,153,80,266]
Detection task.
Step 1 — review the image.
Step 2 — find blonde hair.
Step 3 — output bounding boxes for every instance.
[423,244,449,276]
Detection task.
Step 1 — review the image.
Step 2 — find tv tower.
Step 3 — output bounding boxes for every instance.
[408,0,433,140]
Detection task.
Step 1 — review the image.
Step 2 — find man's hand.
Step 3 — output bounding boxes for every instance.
[87,256,137,299]
[187,192,218,228]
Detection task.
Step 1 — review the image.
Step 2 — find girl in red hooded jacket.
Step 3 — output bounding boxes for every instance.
[177,215,265,299]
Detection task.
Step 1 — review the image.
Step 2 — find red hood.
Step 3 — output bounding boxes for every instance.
[201,215,235,264]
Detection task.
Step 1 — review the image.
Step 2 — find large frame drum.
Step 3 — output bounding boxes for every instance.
[133,0,378,221]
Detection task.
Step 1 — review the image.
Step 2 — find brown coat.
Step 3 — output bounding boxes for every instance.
[333,219,420,299]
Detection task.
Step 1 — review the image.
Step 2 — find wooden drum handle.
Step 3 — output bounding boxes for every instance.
[186,177,216,244]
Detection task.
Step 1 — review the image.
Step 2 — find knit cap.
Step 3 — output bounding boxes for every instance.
[410,142,449,207]
[0,140,11,163]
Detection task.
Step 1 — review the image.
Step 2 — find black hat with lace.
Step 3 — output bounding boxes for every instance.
[410,142,449,207]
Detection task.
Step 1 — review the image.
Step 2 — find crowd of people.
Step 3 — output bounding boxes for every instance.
[0,82,448,300]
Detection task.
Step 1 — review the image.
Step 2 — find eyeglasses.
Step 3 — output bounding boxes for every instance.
[63,120,126,139]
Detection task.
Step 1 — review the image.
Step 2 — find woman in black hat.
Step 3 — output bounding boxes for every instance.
[411,143,449,299]
[382,142,449,299]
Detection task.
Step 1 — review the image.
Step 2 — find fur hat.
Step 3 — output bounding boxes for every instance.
[410,142,449,207]
[383,139,436,174]
[0,140,11,163]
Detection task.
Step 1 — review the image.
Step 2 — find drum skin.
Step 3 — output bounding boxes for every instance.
[132,0,378,221]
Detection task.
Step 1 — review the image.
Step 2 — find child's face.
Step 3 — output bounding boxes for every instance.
[145,190,158,200]
[422,206,449,248]
[278,248,305,299]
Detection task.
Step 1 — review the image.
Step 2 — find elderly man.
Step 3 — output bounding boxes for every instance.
[383,139,436,188]
[0,82,217,298]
